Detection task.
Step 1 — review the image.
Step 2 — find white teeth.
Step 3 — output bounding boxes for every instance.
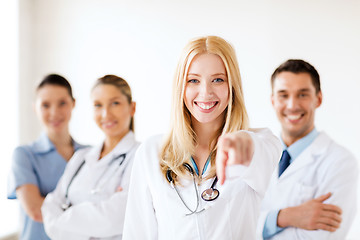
[197,102,216,110]
[102,121,115,127]
[287,115,301,120]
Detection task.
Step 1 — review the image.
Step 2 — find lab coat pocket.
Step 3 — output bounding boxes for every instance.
[294,183,317,205]
[201,196,233,240]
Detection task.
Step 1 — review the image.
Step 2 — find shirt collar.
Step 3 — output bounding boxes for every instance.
[32,132,84,154]
[85,131,137,166]
[190,156,211,176]
[32,133,55,153]
[281,128,319,163]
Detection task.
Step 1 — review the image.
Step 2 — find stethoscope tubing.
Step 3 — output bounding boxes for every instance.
[167,163,219,215]
[62,152,128,210]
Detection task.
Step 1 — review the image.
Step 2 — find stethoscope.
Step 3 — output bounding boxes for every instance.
[61,153,127,211]
[166,163,220,215]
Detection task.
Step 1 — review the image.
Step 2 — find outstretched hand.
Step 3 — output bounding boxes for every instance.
[216,131,254,185]
[277,192,342,232]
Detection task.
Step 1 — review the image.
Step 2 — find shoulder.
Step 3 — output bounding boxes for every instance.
[246,128,282,152]
[317,132,356,159]
[133,134,164,168]
[137,134,164,153]
[12,145,36,162]
[72,138,90,151]
[66,146,92,168]
[315,132,358,171]
[247,127,278,138]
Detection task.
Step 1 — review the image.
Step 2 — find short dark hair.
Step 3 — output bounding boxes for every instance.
[37,74,74,100]
[271,59,321,93]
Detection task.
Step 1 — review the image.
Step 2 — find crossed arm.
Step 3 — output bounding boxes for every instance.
[16,184,45,222]
[277,192,342,232]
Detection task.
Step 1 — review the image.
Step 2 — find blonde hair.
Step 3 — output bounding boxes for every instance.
[92,74,135,132]
[160,36,249,184]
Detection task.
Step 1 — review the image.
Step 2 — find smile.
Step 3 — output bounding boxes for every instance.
[102,121,117,128]
[286,113,304,121]
[49,120,63,126]
[195,101,218,110]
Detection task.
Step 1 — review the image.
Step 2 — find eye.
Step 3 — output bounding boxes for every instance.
[94,103,102,108]
[42,103,50,109]
[213,78,225,83]
[112,101,120,106]
[299,93,308,98]
[187,79,199,83]
[59,101,67,106]
[278,94,288,99]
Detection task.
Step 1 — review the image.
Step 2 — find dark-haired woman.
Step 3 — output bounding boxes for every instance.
[7,74,86,240]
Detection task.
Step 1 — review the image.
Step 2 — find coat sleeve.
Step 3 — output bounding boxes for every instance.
[240,128,282,197]
[282,149,358,240]
[122,141,158,240]
[41,150,85,239]
[257,144,358,240]
[42,191,129,238]
[42,149,132,239]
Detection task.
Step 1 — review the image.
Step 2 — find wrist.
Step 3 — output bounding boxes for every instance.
[277,207,292,228]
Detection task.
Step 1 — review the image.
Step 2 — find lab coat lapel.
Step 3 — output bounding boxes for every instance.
[278,132,330,180]
[84,131,136,167]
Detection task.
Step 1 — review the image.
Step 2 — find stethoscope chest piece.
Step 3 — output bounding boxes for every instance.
[201,175,219,201]
[61,202,72,211]
[201,187,219,201]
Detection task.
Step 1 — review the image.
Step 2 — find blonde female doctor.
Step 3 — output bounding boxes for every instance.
[123,36,281,240]
[42,75,139,240]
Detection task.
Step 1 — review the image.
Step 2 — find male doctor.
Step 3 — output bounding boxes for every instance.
[257,59,358,239]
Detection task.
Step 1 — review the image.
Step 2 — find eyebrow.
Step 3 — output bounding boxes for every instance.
[187,73,227,77]
[109,96,123,101]
[276,88,312,93]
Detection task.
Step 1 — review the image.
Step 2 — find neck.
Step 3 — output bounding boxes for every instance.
[47,129,72,147]
[192,117,223,147]
[192,119,222,174]
[281,126,314,147]
[101,130,129,159]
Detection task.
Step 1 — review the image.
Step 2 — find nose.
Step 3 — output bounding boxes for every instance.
[49,105,60,117]
[101,108,108,118]
[101,106,111,118]
[286,96,298,110]
[199,81,213,97]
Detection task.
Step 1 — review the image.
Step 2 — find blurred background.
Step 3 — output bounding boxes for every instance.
[1,0,359,239]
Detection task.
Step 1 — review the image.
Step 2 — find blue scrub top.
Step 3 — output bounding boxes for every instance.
[7,133,86,240]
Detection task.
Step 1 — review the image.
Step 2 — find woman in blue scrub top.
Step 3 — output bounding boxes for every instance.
[7,74,86,240]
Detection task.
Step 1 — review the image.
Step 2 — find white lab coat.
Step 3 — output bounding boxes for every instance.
[256,132,358,240]
[123,128,281,240]
[42,131,140,240]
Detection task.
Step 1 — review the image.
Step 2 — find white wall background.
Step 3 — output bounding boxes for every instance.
[4,0,360,238]
[0,0,19,237]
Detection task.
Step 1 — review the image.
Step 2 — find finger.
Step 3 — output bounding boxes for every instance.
[216,137,230,185]
[320,210,342,224]
[317,216,341,228]
[322,203,342,215]
[315,222,338,232]
[116,186,123,192]
[314,192,332,202]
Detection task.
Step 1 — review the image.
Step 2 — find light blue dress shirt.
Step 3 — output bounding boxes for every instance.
[7,133,86,240]
[263,128,319,239]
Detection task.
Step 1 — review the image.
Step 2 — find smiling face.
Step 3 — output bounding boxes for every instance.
[91,84,135,141]
[271,71,322,146]
[35,85,75,136]
[184,53,229,130]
